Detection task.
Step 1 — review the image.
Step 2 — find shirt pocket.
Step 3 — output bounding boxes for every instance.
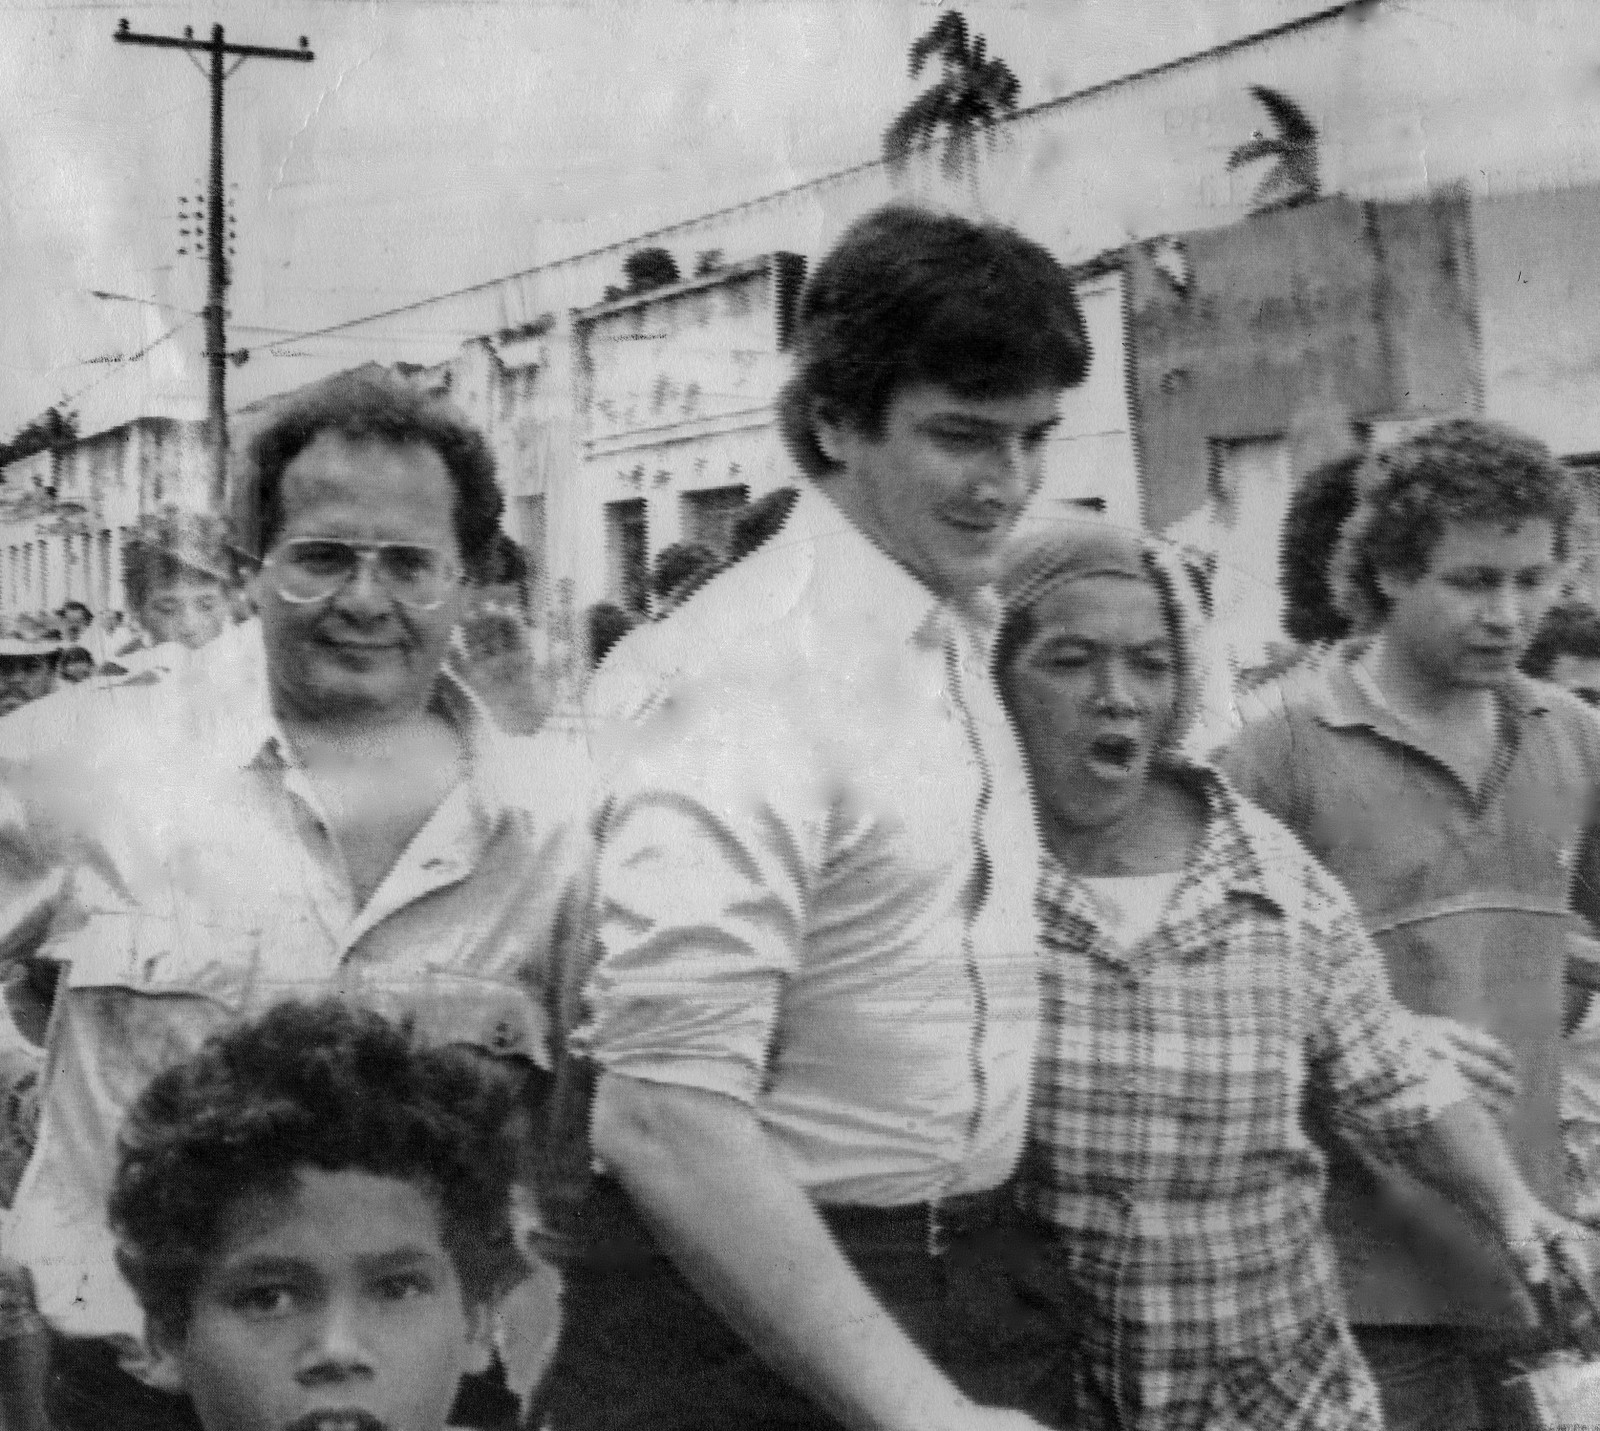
[61,914,258,1012]
[354,971,549,1069]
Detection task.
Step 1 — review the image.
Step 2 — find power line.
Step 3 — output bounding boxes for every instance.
[56,316,198,412]
[246,2,1362,355]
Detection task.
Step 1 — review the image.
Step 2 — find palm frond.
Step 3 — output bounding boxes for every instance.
[883,85,955,167]
[908,11,968,79]
[1227,136,1281,171]
[1248,84,1317,145]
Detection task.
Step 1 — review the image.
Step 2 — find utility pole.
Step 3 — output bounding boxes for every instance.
[114,19,313,508]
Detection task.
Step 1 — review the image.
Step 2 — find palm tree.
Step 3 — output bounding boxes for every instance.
[1227,85,1320,213]
[883,12,1020,180]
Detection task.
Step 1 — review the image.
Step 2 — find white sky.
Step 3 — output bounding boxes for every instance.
[0,0,1350,435]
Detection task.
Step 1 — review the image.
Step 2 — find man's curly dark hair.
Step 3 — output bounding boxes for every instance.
[776,205,1091,477]
[1331,418,1574,632]
[1522,600,1600,680]
[108,1000,527,1339]
[1280,452,1362,645]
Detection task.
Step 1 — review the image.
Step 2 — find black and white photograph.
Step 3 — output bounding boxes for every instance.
[5,1,1600,1427]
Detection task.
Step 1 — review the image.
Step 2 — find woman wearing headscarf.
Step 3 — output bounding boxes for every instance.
[992,523,1596,1430]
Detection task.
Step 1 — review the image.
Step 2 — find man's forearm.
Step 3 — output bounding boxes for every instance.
[591,1071,980,1431]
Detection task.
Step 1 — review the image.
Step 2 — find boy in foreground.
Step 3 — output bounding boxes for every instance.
[102,1000,527,1431]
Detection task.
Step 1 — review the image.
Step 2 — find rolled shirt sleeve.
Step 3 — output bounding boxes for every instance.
[578,696,818,1106]
[1304,863,1473,1156]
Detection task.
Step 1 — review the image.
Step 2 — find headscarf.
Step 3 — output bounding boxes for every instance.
[995,521,1205,756]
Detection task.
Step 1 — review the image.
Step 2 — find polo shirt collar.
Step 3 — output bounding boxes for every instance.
[1309,640,1551,740]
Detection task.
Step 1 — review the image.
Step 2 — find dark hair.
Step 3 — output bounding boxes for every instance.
[1281,452,1362,644]
[109,1000,526,1339]
[237,370,503,581]
[727,486,799,563]
[59,601,91,620]
[1334,418,1574,628]
[776,206,1091,476]
[469,532,534,623]
[122,509,231,620]
[651,542,722,602]
[1522,600,1600,679]
[586,601,636,669]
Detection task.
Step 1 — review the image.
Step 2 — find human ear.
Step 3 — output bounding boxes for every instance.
[811,400,851,467]
[137,1321,191,1396]
[1373,564,1408,604]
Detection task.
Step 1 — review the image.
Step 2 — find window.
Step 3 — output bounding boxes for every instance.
[98,530,113,612]
[681,485,750,558]
[605,499,649,616]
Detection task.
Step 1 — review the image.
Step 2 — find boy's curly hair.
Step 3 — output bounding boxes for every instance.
[109,1000,527,1339]
[1330,418,1574,632]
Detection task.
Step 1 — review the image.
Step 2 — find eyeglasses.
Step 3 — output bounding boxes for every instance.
[261,539,460,611]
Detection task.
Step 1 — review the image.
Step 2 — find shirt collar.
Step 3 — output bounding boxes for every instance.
[1309,639,1551,740]
[1156,759,1284,914]
[1040,759,1285,928]
[779,477,1003,656]
[224,627,506,822]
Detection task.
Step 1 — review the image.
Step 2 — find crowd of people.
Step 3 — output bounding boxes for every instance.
[0,203,1598,1431]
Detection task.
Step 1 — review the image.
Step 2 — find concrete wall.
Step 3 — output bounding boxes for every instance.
[1130,190,1480,534]
[562,255,802,618]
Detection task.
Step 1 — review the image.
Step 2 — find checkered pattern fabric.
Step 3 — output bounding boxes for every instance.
[1018,765,1467,1430]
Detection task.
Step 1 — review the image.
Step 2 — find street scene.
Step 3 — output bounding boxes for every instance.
[5,1,1600,1427]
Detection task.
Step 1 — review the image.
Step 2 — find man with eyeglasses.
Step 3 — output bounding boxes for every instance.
[0,370,590,1431]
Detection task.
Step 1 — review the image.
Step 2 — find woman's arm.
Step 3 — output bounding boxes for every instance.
[1404,1098,1597,1332]
[592,1072,1051,1431]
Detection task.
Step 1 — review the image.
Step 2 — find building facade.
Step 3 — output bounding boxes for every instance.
[0,417,207,623]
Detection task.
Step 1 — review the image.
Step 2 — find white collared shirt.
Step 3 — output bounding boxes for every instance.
[579,479,1043,1206]
[0,625,594,1341]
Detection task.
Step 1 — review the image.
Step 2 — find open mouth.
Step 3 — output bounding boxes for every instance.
[1086,733,1141,777]
[942,511,1002,537]
[285,1412,389,1431]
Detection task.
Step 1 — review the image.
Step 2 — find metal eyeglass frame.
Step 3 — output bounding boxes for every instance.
[259,538,461,611]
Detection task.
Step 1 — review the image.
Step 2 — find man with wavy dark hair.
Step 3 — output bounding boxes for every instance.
[0,367,590,1431]
[557,206,1090,1431]
[1221,417,1599,1430]
[107,1000,525,1431]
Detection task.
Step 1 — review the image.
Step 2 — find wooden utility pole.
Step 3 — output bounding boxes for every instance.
[114,19,313,508]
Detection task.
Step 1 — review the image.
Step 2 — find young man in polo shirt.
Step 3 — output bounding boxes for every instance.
[1220,417,1600,1430]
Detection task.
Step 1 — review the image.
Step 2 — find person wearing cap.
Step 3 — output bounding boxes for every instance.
[0,639,59,717]
[993,521,1597,1430]
[0,369,592,1431]
[542,206,1089,1431]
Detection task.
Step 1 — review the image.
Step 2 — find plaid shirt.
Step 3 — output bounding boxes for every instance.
[1018,766,1469,1431]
